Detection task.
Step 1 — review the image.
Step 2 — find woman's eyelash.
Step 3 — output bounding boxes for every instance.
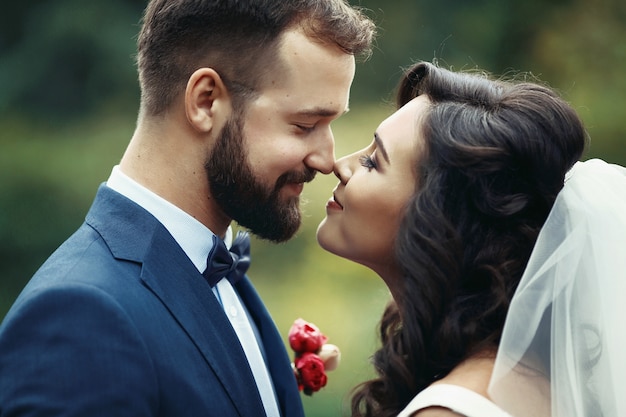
[359,154,377,171]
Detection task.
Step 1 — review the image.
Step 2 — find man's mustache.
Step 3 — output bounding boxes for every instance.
[275,168,317,189]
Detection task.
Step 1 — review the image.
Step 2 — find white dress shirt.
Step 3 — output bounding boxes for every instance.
[106,165,280,417]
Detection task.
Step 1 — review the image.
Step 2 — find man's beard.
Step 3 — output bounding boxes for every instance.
[205,114,316,243]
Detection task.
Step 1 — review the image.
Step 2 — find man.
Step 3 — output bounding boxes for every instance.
[0,1,374,416]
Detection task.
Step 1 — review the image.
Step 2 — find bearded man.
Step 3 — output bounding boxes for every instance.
[0,1,375,416]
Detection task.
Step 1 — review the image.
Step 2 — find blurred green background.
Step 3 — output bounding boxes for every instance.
[1,0,625,415]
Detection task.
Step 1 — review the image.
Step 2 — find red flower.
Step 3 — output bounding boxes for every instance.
[294,352,328,395]
[288,318,328,353]
[288,318,339,396]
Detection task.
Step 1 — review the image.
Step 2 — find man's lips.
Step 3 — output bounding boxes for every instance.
[278,169,315,196]
[284,182,304,195]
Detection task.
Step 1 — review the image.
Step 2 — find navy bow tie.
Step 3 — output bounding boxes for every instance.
[203,231,251,287]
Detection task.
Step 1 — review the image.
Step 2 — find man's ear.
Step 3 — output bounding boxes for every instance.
[184,68,231,133]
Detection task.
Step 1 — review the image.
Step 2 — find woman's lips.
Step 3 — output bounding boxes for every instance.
[326,194,343,210]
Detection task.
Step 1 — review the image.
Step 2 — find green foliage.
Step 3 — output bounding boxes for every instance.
[0,112,135,316]
[0,0,144,122]
[351,0,626,164]
[1,0,625,159]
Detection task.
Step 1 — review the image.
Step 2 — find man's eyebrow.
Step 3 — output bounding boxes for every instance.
[294,106,350,118]
[374,132,390,164]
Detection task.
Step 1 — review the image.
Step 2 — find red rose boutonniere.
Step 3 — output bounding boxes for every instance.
[289,318,340,396]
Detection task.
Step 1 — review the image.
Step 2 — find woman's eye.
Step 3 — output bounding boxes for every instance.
[359,154,378,171]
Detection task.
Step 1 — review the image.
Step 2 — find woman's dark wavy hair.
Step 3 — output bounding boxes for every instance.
[350,61,587,417]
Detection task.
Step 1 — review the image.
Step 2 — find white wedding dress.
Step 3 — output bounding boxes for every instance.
[397,384,512,417]
[399,159,626,417]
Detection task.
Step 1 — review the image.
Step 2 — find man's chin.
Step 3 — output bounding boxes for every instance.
[251,224,300,243]
[249,209,301,243]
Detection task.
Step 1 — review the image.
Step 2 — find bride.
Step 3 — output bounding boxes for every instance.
[317,61,626,417]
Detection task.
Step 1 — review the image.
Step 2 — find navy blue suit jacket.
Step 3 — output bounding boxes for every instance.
[0,185,304,417]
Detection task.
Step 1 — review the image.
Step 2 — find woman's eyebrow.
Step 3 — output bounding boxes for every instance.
[374,132,390,164]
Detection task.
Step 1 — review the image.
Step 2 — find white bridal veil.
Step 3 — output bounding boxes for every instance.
[488,159,626,417]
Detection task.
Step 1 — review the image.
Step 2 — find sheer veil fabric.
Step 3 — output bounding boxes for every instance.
[488,159,626,417]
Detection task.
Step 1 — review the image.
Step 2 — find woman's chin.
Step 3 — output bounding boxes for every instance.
[316,224,343,257]
[315,225,331,252]
[315,218,329,244]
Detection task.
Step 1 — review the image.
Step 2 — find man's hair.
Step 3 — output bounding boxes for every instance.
[136,0,375,116]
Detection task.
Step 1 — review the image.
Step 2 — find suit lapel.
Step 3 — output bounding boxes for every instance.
[236,279,305,417]
[87,186,265,416]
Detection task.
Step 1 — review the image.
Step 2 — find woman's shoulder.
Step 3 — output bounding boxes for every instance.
[398,352,512,417]
[398,384,512,417]
[434,350,496,395]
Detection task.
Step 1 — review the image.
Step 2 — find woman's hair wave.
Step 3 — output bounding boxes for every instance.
[351,61,587,417]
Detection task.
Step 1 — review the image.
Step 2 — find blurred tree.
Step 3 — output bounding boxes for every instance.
[527,0,626,159]
[0,177,87,318]
[0,0,145,123]
[2,0,624,137]
[351,0,581,102]
[351,0,625,162]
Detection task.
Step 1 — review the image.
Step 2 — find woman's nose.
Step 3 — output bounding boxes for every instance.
[333,151,358,183]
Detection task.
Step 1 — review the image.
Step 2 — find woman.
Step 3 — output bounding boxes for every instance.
[317,61,626,416]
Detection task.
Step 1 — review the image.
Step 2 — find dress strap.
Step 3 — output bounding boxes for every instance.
[397,384,513,417]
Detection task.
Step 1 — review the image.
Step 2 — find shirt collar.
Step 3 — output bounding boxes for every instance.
[105,165,232,273]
